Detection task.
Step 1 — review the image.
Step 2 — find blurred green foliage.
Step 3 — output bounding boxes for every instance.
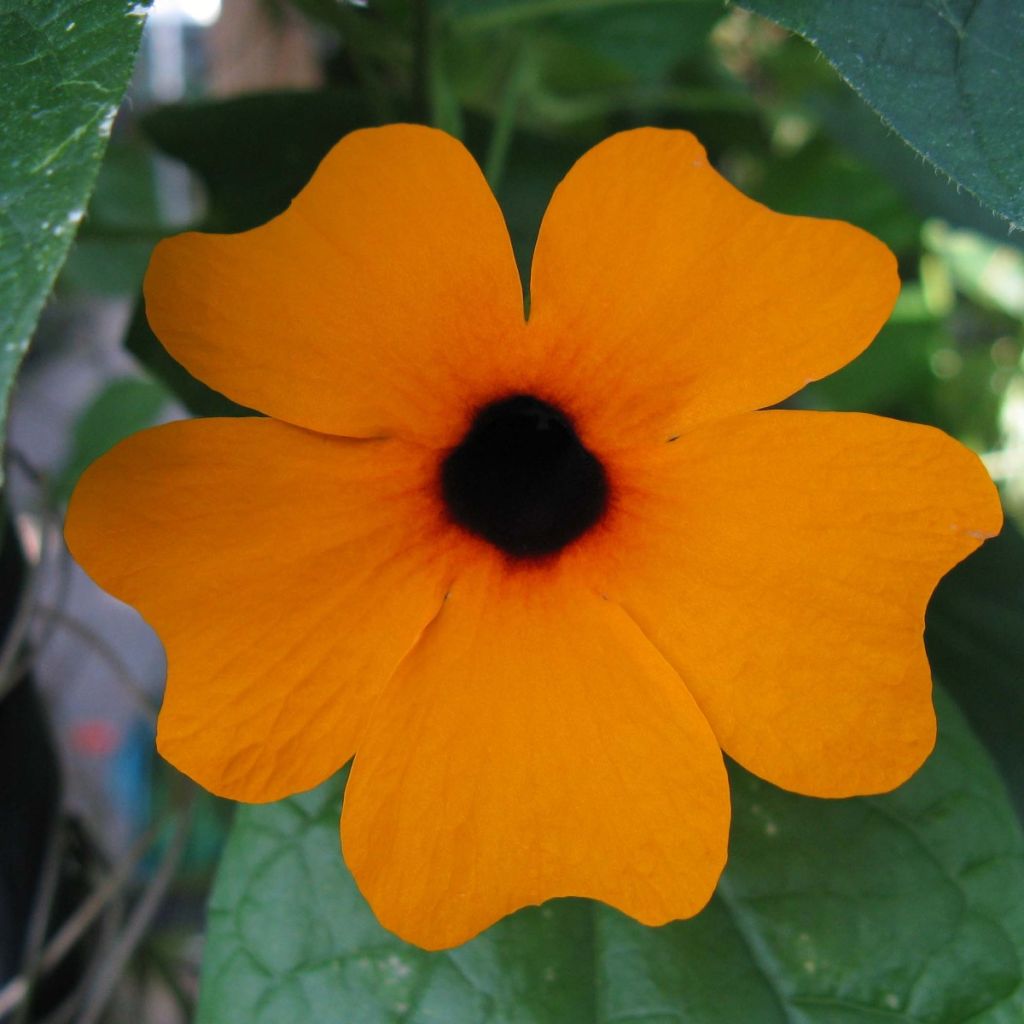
[52,377,171,505]
[5,0,1024,1019]
[60,143,164,296]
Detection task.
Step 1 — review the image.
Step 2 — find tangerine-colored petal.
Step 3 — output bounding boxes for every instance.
[144,125,525,445]
[595,411,1002,797]
[341,561,730,950]
[65,418,452,801]
[527,129,899,449]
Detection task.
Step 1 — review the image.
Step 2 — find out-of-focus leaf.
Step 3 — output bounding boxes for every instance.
[740,0,1024,227]
[753,137,921,255]
[197,690,1024,1023]
[445,0,729,130]
[923,221,1024,320]
[801,289,942,415]
[0,0,149,484]
[469,110,762,287]
[466,119,588,280]
[124,304,248,420]
[803,275,1012,453]
[51,376,170,505]
[60,142,163,296]
[929,519,1024,818]
[142,90,385,232]
[61,238,153,297]
[513,1,723,83]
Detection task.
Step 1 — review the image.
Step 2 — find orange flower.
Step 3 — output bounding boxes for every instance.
[65,126,1001,950]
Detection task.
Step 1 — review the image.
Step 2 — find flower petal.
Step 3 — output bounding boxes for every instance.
[597,410,1002,797]
[145,125,525,444]
[65,418,452,801]
[341,562,730,950]
[528,129,900,448]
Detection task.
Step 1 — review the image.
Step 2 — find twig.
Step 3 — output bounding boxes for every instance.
[0,824,158,1019]
[140,942,195,1023]
[28,546,75,670]
[75,796,196,1024]
[484,47,531,191]
[10,818,64,1024]
[3,447,46,487]
[32,866,130,1024]
[0,527,48,702]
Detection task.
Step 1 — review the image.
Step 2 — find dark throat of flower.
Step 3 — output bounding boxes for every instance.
[440,394,609,559]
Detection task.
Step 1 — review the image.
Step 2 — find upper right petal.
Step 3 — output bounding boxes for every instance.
[145,125,526,445]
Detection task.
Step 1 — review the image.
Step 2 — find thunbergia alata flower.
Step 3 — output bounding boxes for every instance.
[66,126,1001,950]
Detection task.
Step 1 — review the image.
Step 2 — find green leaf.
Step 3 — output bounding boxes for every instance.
[922,220,1024,320]
[446,0,717,36]
[444,0,730,132]
[60,140,165,296]
[929,519,1024,821]
[142,90,385,232]
[198,689,1024,1023]
[51,376,170,505]
[752,137,922,256]
[816,89,1017,244]
[739,0,1024,227]
[452,0,724,80]
[799,289,943,416]
[0,0,148,483]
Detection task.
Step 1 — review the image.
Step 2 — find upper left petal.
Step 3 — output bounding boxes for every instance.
[65,417,452,801]
[341,562,730,950]
[145,125,525,444]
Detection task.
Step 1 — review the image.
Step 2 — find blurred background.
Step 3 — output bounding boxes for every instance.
[3,0,1023,1021]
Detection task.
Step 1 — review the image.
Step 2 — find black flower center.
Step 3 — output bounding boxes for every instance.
[441,395,609,559]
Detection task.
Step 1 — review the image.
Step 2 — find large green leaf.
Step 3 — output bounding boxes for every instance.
[0,0,148,483]
[739,0,1024,228]
[197,689,1024,1023]
[816,89,1017,244]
